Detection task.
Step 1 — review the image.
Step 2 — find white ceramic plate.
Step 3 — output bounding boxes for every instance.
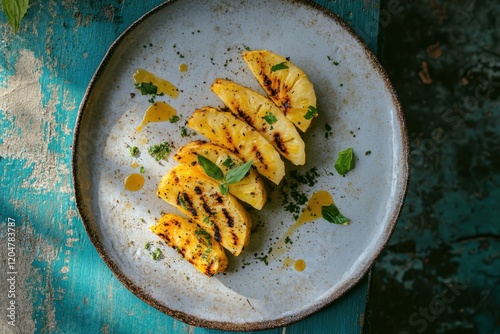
[72,0,409,330]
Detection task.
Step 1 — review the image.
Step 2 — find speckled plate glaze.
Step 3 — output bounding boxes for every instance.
[72,0,409,330]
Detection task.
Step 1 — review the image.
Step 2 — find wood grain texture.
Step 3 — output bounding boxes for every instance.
[0,0,379,333]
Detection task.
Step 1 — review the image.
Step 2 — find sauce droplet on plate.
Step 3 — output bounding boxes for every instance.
[133,69,179,98]
[124,173,145,191]
[136,101,177,132]
[179,63,188,72]
[294,259,306,272]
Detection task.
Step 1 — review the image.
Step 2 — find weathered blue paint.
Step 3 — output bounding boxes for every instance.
[0,1,380,333]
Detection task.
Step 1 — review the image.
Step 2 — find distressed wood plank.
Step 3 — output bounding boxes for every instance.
[0,0,379,333]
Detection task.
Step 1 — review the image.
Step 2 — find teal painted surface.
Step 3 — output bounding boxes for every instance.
[0,1,380,333]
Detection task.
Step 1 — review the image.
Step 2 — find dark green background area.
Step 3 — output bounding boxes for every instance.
[371,0,500,333]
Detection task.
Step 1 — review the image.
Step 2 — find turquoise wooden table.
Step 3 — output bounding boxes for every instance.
[0,1,381,333]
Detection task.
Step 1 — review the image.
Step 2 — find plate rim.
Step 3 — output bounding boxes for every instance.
[71,0,410,330]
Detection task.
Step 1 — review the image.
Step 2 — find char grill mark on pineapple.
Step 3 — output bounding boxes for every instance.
[213,224,221,242]
[273,133,287,154]
[180,192,197,217]
[195,187,213,215]
[262,73,279,97]
[202,202,212,215]
[252,146,265,165]
[221,208,234,227]
[212,193,223,204]
[187,107,285,184]
[173,140,268,210]
[150,214,229,276]
[237,108,253,125]
[157,165,252,256]
[210,78,306,166]
[242,50,317,133]
[231,232,239,247]
[157,232,170,242]
[224,129,234,146]
[206,265,216,276]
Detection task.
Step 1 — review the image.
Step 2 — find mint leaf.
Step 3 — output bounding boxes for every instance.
[135,82,158,95]
[222,156,236,169]
[219,183,229,195]
[304,105,318,120]
[2,0,29,33]
[224,160,253,184]
[322,204,350,225]
[263,112,277,125]
[169,115,180,123]
[334,148,355,175]
[271,62,289,72]
[199,156,252,195]
[198,155,223,181]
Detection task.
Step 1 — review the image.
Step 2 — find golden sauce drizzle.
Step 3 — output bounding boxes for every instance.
[133,68,179,98]
[294,259,306,272]
[282,190,335,243]
[141,138,147,145]
[296,190,334,224]
[272,190,336,264]
[130,161,139,169]
[136,101,177,132]
[282,257,306,272]
[283,257,293,268]
[179,63,188,72]
[123,173,145,191]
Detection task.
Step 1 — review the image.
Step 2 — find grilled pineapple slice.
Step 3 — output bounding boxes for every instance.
[211,78,306,166]
[174,140,267,210]
[150,213,228,276]
[187,107,285,185]
[242,50,317,132]
[157,164,252,256]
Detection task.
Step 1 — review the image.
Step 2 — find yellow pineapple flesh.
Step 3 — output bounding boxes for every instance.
[150,213,228,276]
[211,78,306,166]
[242,50,317,132]
[174,140,267,210]
[157,164,252,256]
[187,107,285,185]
